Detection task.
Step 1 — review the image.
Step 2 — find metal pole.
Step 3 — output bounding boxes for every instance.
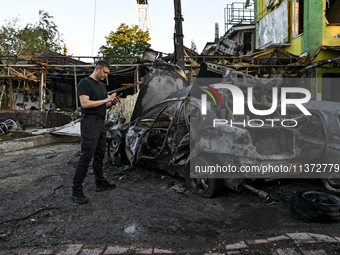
[9,79,13,110]
[134,66,138,93]
[174,0,185,71]
[74,67,79,116]
[39,70,45,111]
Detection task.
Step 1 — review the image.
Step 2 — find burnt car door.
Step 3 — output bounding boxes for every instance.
[291,110,328,162]
[125,101,180,167]
[321,114,340,192]
[167,100,191,168]
[321,114,340,164]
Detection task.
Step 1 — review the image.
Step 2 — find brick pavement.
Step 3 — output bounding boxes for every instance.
[1,232,340,254]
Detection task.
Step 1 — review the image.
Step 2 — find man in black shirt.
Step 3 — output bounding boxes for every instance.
[72,60,119,204]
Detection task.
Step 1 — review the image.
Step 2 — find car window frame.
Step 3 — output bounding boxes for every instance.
[288,109,328,142]
[135,100,182,160]
[134,104,168,129]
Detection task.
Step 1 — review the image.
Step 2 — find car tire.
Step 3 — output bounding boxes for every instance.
[185,156,225,198]
[301,190,340,212]
[322,177,340,193]
[290,191,340,223]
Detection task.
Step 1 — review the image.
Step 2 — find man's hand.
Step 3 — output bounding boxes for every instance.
[109,93,120,105]
[106,93,120,108]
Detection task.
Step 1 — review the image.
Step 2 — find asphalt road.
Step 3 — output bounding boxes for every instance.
[1,142,340,251]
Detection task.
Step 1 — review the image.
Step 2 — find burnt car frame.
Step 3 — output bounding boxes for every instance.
[107,86,220,197]
[108,86,192,176]
[107,62,340,197]
[107,82,313,198]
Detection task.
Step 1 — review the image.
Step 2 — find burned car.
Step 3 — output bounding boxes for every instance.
[107,81,309,198]
[108,60,340,198]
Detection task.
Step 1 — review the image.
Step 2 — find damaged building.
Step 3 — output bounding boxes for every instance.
[186,0,340,103]
[0,50,188,134]
[254,0,340,101]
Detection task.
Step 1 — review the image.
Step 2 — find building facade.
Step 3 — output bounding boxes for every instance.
[254,0,340,101]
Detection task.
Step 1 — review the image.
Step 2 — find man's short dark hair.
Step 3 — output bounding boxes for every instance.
[95,60,110,69]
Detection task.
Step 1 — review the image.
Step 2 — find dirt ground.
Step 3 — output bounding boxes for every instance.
[1,142,340,251]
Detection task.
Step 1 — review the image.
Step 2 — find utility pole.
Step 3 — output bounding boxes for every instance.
[174,0,185,71]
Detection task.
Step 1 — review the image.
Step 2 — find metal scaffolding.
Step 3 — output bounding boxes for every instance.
[224,2,254,33]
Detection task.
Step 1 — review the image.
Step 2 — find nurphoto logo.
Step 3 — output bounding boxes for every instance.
[200,83,312,128]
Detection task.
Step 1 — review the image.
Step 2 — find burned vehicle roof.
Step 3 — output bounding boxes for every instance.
[303,101,340,113]
[163,85,192,100]
[286,100,340,139]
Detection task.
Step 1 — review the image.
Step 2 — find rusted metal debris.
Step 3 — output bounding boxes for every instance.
[0,45,316,135]
[0,111,72,129]
[186,48,308,79]
[0,119,17,135]
[215,37,243,56]
[0,67,40,82]
[0,49,191,134]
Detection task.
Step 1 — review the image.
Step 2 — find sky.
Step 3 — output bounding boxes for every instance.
[0,0,237,57]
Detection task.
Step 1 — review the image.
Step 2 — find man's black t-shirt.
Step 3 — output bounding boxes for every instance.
[78,77,107,118]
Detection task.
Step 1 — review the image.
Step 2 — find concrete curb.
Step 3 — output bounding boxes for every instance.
[1,232,340,254]
[0,134,80,153]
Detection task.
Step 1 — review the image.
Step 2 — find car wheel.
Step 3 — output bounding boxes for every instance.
[322,177,340,193]
[185,156,224,198]
[302,190,340,212]
[290,191,340,223]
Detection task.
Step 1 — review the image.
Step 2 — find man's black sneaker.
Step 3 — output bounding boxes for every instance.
[72,189,88,204]
[95,182,116,192]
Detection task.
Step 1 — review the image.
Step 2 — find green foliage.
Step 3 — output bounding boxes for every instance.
[0,10,64,56]
[99,23,151,64]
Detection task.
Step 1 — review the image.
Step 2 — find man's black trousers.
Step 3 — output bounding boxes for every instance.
[73,117,107,191]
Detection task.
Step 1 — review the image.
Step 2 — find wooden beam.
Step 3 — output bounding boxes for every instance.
[9,79,13,110]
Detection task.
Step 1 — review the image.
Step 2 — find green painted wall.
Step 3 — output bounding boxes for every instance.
[304,0,323,58]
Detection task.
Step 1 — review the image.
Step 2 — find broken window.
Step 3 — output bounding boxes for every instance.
[136,101,178,129]
[290,111,326,140]
[137,101,180,158]
[293,0,304,38]
[326,0,340,24]
[136,106,166,129]
[155,101,179,128]
[244,32,253,54]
